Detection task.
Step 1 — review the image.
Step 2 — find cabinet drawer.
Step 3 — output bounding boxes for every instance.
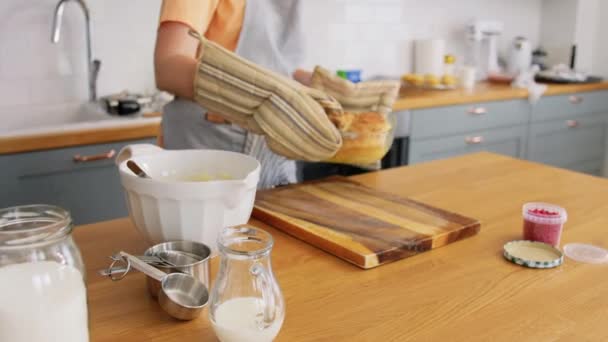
[568,160,604,176]
[409,125,527,164]
[528,114,607,168]
[9,140,143,177]
[532,91,608,122]
[0,138,156,224]
[410,100,530,140]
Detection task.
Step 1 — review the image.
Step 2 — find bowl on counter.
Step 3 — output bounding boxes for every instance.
[116,144,260,252]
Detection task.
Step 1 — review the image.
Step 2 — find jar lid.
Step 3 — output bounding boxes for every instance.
[564,243,608,264]
[522,202,567,225]
[0,204,72,249]
[503,240,564,269]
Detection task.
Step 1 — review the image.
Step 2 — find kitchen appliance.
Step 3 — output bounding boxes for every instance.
[253,177,480,269]
[532,47,548,70]
[507,36,532,76]
[465,20,504,80]
[115,144,260,251]
[535,64,603,84]
[414,39,446,78]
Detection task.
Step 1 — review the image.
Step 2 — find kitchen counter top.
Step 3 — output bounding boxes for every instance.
[394,81,608,110]
[0,112,161,154]
[4,81,608,155]
[77,152,608,341]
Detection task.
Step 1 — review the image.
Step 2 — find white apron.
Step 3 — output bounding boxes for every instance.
[161,0,304,189]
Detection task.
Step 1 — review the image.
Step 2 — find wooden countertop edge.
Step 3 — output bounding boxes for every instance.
[0,120,160,155]
[394,82,608,111]
[3,82,608,154]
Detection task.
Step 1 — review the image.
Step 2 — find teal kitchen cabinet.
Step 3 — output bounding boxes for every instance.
[531,91,608,122]
[0,138,155,224]
[409,99,531,164]
[408,90,608,176]
[409,99,530,140]
[528,113,607,176]
[409,125,528,164]
[529,91,608,175]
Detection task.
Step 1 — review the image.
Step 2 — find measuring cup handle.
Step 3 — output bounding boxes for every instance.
[119,251,166,282]
[251,264,276,328]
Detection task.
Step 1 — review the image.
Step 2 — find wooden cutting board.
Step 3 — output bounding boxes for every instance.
[253,177,480,269]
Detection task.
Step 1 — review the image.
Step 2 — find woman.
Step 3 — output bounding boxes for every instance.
[155,0,311,189]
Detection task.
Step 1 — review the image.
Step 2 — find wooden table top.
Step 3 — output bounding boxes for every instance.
[76,152,608,341]
[393,81,608,110]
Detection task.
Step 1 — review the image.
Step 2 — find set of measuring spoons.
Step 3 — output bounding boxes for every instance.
[99,239,213,320]
[99,250,202,276]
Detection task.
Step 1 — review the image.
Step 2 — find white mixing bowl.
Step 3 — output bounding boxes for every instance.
[116,144,260,251]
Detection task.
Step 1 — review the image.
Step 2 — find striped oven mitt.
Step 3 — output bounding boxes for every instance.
[310,66,401,165]
[190,32,343,162]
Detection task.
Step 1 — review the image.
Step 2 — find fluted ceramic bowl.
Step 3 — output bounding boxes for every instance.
[116,144,260,252]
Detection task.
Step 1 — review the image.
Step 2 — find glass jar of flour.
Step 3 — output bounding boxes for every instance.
[0,205,89,342]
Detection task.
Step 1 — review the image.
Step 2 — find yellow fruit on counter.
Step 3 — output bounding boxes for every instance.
[425,74,440,87]
[401,73,416,82]
[441,75,456,86]
[402,73,424,86]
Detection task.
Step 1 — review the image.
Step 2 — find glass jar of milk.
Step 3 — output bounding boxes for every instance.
[209,226,285,342]
[0,205,89,342]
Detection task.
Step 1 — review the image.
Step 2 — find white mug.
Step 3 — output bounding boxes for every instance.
[460,66,477,90]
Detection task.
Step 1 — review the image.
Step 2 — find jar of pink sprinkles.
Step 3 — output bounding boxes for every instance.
[522,202,568,247]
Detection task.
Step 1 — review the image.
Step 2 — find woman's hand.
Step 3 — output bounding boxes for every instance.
[293,69,313,86]
[154,22,200,99]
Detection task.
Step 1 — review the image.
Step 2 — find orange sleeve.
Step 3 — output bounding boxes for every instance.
[159,0,220,35]
[205,0,245,51]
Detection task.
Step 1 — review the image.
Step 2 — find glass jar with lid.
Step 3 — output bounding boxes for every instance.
[0,204,89,342]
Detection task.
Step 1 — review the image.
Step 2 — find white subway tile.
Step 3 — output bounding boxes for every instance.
[328,23,358,42]
[344,5,372,23]
[28,76,88,105]
[0,0,544,118]
[0,80,30,106]
[373,5,403,23]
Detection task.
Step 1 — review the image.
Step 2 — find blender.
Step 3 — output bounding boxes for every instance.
[465,20,504,80]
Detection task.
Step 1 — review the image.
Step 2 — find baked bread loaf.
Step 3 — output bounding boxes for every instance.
[325,112,393,164]
[310,67,400,165]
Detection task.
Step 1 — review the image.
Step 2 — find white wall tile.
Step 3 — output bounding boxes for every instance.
[373,5,403,24]
[344,5,372,23]
[300,0,545,76]
[0,80,30,106]
[29,76,87,105]
[0,0,547,126]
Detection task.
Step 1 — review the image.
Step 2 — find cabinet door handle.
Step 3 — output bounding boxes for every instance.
[569,96,583,104]
[566,120,579,128]
[465,136,484,144]
[73,149,116,162]
[468,107,487,115]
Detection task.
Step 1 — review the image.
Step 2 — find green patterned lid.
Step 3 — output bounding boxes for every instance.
[503,240,564,269]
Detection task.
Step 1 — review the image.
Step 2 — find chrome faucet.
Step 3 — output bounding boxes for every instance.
[51,0,100,102]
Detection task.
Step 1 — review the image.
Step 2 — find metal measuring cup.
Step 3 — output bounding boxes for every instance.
[143,241,211,299]
[119,251,208,320]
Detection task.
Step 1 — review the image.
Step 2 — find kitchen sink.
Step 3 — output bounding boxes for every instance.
[0,102,159,137]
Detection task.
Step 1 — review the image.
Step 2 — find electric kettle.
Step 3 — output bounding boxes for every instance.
[508,36,532,76]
